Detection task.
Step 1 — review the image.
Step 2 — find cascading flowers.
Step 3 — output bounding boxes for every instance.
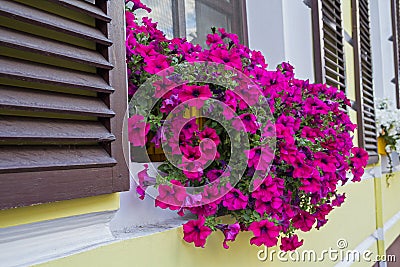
[375,98,400,175]
[125,0,369,251]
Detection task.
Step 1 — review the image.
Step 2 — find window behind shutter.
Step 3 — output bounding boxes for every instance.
[311,0,346,91]
[392,0,400,108]
[352,0,379,164]
[0,0,129,209]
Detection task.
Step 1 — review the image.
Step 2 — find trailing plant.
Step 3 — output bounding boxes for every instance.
[125,0,369,251]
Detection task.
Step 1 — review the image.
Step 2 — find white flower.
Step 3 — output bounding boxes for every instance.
[396,139,400,153]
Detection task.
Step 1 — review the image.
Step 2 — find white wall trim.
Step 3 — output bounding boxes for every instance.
[334,210,400,267]
[0,211,116,267]
[0,210,189,267]
[345,165,381,182]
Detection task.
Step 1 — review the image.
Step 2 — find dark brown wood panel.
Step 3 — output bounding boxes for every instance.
[107,0,130,192]
[312,0,346,92]
[0,56,114,93]
[0,0,112,45]
[47,0,112,22]
[0,116,115,143]
[0,0,129,209]
[353,0,379,164]
[0,146,117,173]
[0,27,113,69]
[0,167,114,209]
[391,0,400,108]
[0,85,115,117]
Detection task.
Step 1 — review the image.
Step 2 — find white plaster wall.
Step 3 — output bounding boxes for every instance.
[111,162,179,232]
[371,0,396,99]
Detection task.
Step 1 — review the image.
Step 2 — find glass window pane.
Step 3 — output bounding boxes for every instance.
[185,0,231,46]
[135,0,174,39]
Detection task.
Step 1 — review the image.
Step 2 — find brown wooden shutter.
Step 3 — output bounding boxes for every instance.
[311,0,346,91]
[352,0,379,164]
[392,0,400,108]
[0,0,129,209]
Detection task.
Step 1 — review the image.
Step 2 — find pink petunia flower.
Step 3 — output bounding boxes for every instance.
[292,211,315,232]
[248,220,280,247]
[217,223,241,249]
[183,217,212,248]
[179,85,213,109]
[350,147,369,168]
[128,115,150,147]
[252,175,284,202]
[155,180,187,210]
[314,152,337,173]
[280,235,304,251]
[233,113,260,134]
[222,188,248,210]
[144,54,170,74]
[199,127,220,146]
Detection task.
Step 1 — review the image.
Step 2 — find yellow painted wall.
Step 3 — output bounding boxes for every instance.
[381,172,400,250]
[0,193,119,228]
[37,178,383,267]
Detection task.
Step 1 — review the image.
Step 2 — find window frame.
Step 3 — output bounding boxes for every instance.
[169,0,248,45]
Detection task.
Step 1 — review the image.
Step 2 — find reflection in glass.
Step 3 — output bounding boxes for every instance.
[135,0,174,39]
[185,0,231,46]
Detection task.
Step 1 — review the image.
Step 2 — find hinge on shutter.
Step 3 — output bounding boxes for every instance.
[350,100,358,112]
[344,31,354,46]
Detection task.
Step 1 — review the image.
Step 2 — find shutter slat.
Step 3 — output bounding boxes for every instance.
[0,0,112,46]
[323,35,343,51]
[47,0,112,22]
[0,27,113,69]
[0,146,117,173]
[0,167,114,210]
[324,56,345,72]
[365,144,378,151]
[323,27,344,47]
[322,7,341,24]
[0,86,115,117]
[325,65,346,79]
[0,116,115,143]
[325,75,345,88]
[0,56,114,93]
[323,47,345,62]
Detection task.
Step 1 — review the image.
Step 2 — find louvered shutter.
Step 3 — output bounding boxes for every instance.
[353,0,379,164]
[311,0,346,91]
[392,0,400,108]
[0,0,129,209]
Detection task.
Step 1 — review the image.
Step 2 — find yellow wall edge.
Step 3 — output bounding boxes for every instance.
[0,193,120,228]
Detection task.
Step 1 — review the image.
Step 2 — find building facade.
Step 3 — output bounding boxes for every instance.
[0,0,399,266]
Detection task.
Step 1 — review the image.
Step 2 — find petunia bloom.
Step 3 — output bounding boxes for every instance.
[280,235,304,251]
[217,223,241,249]
[183,217,212,248]
[128,115,150,147]
[248,220,280,247]
[222,188,248,210]
[233,113,260,134]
